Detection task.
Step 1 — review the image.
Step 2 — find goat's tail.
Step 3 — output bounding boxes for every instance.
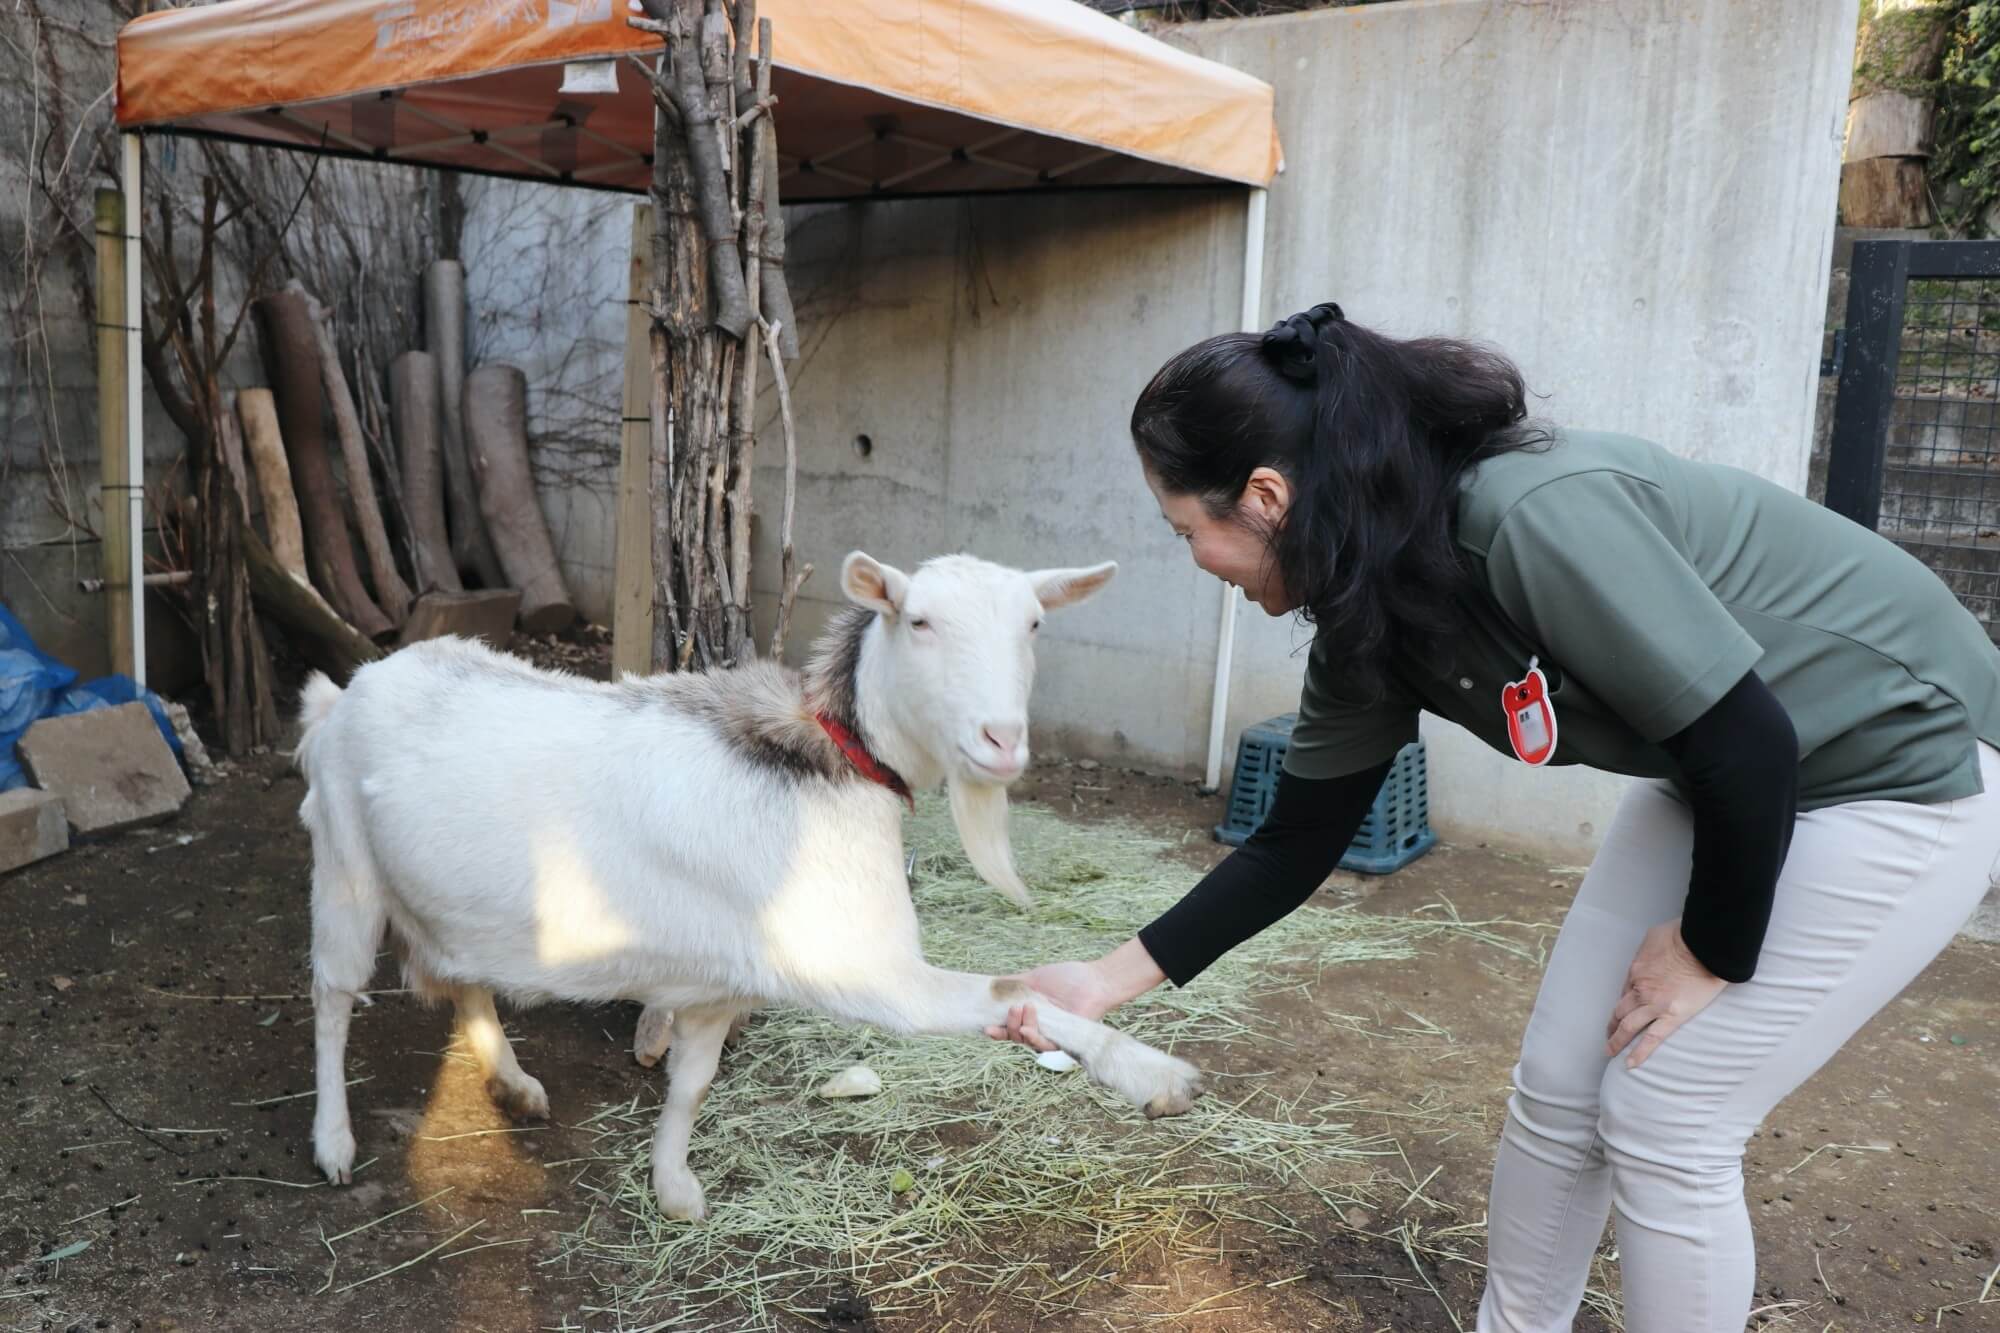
[293,672,343,767]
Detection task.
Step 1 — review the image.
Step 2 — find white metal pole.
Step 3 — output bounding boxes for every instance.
[1202,186,1267,792]
[122,133,146,690]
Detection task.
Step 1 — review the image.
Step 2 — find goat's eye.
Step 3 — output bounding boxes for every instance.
[909,616,931,632]
[1030,618,1043,633]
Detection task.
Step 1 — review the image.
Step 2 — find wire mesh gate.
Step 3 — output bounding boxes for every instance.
[1826,239,2000,648]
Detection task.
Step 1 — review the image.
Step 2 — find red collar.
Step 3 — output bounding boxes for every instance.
[815,712,915,811]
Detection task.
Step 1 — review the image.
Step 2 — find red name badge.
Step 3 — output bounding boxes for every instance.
[1502,659,1558,766]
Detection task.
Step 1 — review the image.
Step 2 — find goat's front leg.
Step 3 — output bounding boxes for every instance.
[649,1002,744,1222]
[780,963,1201,1119]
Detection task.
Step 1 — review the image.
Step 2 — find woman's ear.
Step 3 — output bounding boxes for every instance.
[1240,466,1292,526]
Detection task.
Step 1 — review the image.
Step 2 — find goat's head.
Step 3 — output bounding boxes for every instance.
[840,551,1117,907]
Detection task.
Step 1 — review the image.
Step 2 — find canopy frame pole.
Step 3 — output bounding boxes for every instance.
[122,131,147,689]
[1202,184,1266,792]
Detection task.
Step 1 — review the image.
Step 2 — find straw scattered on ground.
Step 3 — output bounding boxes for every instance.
[550,796,1537,1330]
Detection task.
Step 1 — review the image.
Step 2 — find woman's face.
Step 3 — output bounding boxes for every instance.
[1147,466,1295,616]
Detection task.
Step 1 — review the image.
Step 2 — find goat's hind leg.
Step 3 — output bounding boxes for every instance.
[634,1001,750,1069]
[633,1001,673,1068]
[306,794,387,1185]
[649,1002,745,1222]
[456,985,548,1119]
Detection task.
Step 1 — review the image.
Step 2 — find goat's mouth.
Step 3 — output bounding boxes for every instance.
[956,747,1025,783]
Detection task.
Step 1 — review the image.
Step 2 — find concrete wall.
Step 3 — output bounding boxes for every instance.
[1176,0,1857,857]
[460,178,633,624]
[468,0,1856,859]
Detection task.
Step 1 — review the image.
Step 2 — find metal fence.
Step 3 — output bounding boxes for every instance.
[1826,239,2000,646]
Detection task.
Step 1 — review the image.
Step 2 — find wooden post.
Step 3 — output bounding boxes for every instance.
[613,202,657,679]
[94,187,135,680]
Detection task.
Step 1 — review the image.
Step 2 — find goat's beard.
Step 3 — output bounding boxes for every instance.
[945,773,1030,910]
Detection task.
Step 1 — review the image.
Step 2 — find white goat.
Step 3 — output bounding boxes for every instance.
[296,552,1202,1219]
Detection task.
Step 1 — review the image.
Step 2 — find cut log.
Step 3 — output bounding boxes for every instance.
[423,259,507,589]
[294,282,414,625]
[400,588,524,650]
[389,350,463,595]
[243,526,383,683]
[235,388,309,586]
[253,291,393,639]
[1845,89,1932,162]
[1854,0,1954,89]
[463,364,575,633]
[1840,156,1931,228]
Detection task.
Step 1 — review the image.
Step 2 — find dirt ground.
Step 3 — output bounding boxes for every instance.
[2,737,1996,1331]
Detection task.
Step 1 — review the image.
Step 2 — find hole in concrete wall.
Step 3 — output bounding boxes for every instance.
[853,434,874,459]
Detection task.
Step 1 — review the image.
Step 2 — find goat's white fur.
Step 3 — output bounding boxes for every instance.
[297,552,1198,1219]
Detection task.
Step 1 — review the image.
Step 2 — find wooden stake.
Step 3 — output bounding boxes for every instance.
[613,203,657,679]
[94,188,135,679]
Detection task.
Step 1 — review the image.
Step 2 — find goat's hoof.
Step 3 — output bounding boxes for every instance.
[314,1124,356,1184]
[487,1072,549,1120]
[1143,1076,1201,1118]
[652,1168,707,1222]
[634,1006,674,1068]
[1141,1054,1203,1119]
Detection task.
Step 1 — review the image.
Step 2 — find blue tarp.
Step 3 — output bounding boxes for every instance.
[0,603,182,792]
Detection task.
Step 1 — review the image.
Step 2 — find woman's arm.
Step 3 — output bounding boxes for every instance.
[1138,758,1395,985]
[987,760,1392,1048]
[1655,668,1800,982]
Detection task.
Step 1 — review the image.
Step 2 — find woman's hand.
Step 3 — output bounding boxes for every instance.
[985,938,1168,1052]
[1606,919,1729,1069]
[984,961,1111,1052]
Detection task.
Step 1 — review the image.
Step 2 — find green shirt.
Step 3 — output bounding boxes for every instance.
[1285,430,2000,809]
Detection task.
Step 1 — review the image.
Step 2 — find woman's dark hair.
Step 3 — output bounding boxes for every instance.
[1130,303,1547,698]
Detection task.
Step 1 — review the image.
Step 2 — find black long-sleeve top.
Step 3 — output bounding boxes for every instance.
[1139,670,1798,986]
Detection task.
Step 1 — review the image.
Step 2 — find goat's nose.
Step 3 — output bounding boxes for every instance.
[981,722,1025,755]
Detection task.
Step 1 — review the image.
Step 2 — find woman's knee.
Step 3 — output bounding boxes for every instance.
[1596,1061,1744,1177]
[1505,1045,1608,1157]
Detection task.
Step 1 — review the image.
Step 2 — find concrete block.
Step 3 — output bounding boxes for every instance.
[399,589,524,650]
[0,788,68,873]
[18,702,191,836]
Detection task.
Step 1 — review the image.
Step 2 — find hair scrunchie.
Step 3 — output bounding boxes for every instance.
[1260,302,1345,383]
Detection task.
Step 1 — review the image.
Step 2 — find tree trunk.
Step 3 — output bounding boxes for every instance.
[646,1,727,670]
[137,176,277,756]
[1843,0,1955,227]
[252,290,394,639]
[634,0,784,672]
[423,259,507,588]
[463,364,576,633]
[296,283,414,624]
[235,388,309,586]
[389,350,463,595]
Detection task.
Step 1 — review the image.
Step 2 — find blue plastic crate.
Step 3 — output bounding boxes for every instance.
[1213,714,1437,874]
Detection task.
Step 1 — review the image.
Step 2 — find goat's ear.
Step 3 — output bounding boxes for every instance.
[1030,561,1117,611]
[841,551,910,615]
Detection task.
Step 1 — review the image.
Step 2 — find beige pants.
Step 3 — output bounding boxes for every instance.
[1477,742,2000,1333]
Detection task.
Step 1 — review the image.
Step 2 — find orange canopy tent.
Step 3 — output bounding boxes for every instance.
[110,0,1278,783]
[115,0,1281,201]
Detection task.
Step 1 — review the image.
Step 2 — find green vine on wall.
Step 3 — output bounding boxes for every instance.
[1933,1,2000,232]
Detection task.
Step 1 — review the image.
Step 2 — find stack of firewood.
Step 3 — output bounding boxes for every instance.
[233,267,577,677]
